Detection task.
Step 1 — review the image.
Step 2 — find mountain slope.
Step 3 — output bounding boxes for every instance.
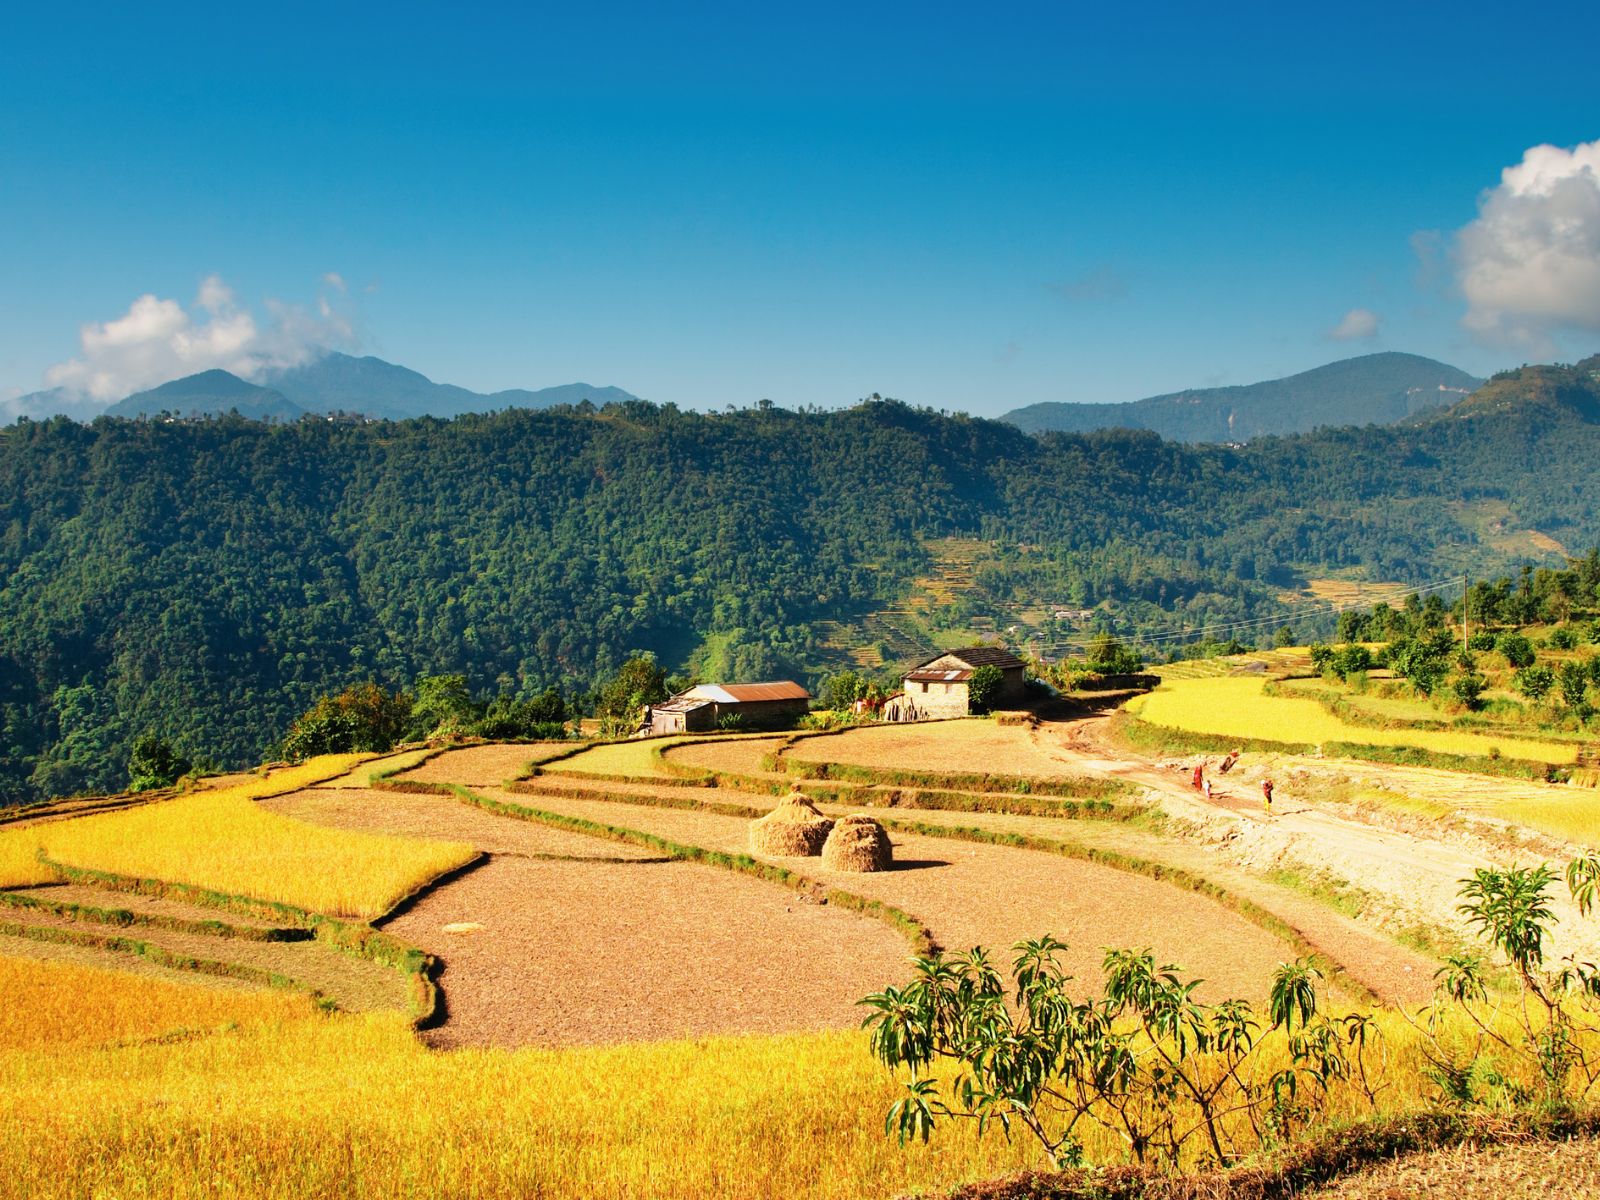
[106,370,304,422]
[3,357,1597,803]
[1004,352,1483,441]
[259,353,640,419]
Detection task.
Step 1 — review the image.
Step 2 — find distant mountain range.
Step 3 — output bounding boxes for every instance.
[12,353,641,423]
[1003,352,1484,441]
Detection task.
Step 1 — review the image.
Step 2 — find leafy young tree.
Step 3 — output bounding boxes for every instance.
[824,670,870,711]
[861,940,1370,1170]
[408,674,479,739]
[127,734,192,792]
[1514,663,1556,703]
[1558,661,1592,717]
[1450,667,1487,711]
[966,664,1004,714]
[1497,632,1536,669]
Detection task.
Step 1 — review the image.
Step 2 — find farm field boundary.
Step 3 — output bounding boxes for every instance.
[0,888,310,942]
[393,779,941,956]
[30,856,464,1027]
[475,775,1379,1004]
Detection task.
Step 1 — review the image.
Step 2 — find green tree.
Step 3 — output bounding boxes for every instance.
[596,654,668,734]
[127,734,192,792]
[1497,632,1535,669]
[1515,663,1556,702]
[824,670,869,711]
[408,674,479,739]
[967,664,1004,714]
[1450,668,1487,711]
[1558,661,1592,717]
[281,682,411,760]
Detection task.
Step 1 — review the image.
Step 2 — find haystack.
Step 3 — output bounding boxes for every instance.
[821,814,893,872]
[749,789,834,857]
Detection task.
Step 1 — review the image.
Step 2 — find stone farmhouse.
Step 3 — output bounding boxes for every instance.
[645,681,811,735]
[892,646,1028,719]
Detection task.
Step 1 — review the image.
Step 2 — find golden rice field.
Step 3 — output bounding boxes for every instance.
[1492,794,1600,850]
[2,756,475,918]
[0,984,1574,1200]
[0,954,316,1052]
[317,748,435,788]
[1128,676,1579,765]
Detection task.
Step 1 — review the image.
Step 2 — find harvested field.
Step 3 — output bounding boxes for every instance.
[0,908,410,1012]
[382,853,912,1048]
[785,722,1088,779]
[1311,1134,1600,1197]
[661,735,792,779]
[265,788,667,861]
[397,743,573,787]
[479,787,1297,1001]
[4,882,290,933]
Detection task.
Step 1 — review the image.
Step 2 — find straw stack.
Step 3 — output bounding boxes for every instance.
[748,789,834,856]
[821,814,893,872]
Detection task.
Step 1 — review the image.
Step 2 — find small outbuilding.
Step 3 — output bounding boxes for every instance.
[900,646,1028,718]
[646,680,811,735]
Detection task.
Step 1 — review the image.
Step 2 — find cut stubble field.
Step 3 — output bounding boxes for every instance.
[783,720,1085,778]
[484,785,1297,1002]
[395,742,573,787]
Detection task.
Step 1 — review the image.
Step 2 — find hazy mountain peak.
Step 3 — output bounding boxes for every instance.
[1003,352,1484,442]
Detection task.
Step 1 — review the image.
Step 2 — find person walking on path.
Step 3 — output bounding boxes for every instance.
[1192,764,1204,791]
[1203,778,1213,801]
[1262,778,1274,814]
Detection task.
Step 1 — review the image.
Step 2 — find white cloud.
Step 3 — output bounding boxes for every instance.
[1327,307,1381,341]
[1456,139,1600,350]
[41,275,357,404]
[321,271,347,292]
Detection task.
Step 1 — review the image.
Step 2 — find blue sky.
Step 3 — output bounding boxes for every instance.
[3,1,1599,416]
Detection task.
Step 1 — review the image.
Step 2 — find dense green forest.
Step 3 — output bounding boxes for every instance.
[2,355,1598,802]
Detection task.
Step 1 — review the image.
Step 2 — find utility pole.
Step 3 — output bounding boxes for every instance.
[1463,574,1470,653]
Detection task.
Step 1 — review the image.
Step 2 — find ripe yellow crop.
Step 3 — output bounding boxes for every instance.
[0,953,316,1052]
[1129,676,1577,765]
[26,756,474,919]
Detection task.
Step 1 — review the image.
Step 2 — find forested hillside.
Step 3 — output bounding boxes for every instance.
[3,355,1598,802]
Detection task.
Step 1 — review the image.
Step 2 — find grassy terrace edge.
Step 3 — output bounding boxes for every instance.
[495,775,1381,1004]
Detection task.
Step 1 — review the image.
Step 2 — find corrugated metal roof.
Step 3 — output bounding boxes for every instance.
[652,697,713,713]
[910,645,1026,672]
[682,680,811,704]
[905,668,974,683]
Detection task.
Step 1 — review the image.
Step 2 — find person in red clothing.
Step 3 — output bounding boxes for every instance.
[1192,764,1204,790]
[1262,778,1275,813]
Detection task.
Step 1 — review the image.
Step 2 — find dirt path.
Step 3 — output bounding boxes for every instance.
[269,788,911,1048]
[1032,715,1600,967]
[481,787,1300,1003]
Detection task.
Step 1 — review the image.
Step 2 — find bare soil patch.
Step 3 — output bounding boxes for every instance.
[663,736,792,779]
[1311,1134,1600,1197]
[264,788,666,860]
[786,722,1083,778]
[381,853,912,1049]
[397,743,571,787]
[483,788,1294,1001]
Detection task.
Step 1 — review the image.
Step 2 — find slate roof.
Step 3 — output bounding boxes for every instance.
[910,645,1026,672]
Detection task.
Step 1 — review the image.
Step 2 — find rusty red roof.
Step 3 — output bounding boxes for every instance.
[681,681,812,704]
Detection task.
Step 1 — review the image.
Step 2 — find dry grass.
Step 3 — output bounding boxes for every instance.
[318,749,435,788]
[0,953,316,1052]
[1311,1133,1600,1197]
[1129,677,1578,765]
[7,882,289,931]
[29,757,475,919]
[1493,793,1600,850]
[662,735,793,778]
[786,722,1081,778]
[398,742,573,786]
